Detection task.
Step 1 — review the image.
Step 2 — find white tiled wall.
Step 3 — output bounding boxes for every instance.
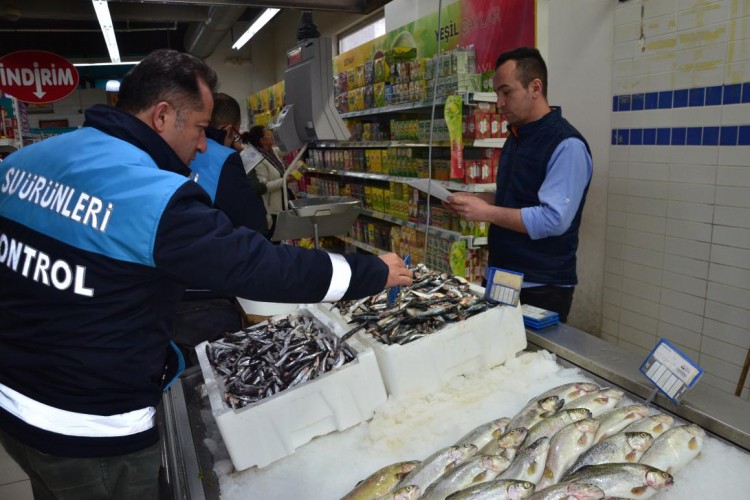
[607,0,750,400]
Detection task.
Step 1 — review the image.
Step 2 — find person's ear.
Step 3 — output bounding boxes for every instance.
[151,101,171,133]
[529,78,543,97]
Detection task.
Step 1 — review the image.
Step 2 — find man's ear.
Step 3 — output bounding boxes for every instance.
[529,78,544,98]
[151,101,171,133]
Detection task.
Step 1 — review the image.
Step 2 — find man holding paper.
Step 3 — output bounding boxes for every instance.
[445,47,592,323]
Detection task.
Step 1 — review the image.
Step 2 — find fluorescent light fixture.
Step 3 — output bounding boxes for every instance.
[232,8,281,50]
[92,0,121,63]
[74,61,140,67]
[105,80,121,92]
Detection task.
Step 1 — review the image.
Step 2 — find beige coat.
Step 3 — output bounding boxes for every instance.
[254,152,286,217]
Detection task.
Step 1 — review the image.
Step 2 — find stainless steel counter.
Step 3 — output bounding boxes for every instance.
[160,324,750,498]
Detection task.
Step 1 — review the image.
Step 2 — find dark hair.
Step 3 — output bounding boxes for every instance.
[495,47,548,98]
[117,49,218,119]
[246,125,266,148]
[211,93,241,128]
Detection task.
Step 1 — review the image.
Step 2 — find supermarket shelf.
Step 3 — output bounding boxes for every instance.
[0,137,19,153]
[304,168,496,193]
[360,208,465,242]
[473,138,506,148]
[312,139,503,149]
[473,237,488,246]
[470,92,497,103]
[339,96,448,118]
[336,235,388,255]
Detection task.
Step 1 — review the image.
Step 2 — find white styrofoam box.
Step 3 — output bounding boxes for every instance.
[318,302,526,400]
[196,307,387,471]
[235,297,298,316]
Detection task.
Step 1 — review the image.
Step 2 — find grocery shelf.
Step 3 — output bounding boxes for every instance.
[312,140,452,148]
[470,92,497,103]
[339,96,448,118]
[0,137,19,153]
[304,168,496,193]
[473,138,506,148]
[359,208,465,242]
[336,235,388,255]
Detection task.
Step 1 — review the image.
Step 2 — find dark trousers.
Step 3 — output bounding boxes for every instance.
[520,285,575,323]
[0,427,161,500]
[172,297,244,367]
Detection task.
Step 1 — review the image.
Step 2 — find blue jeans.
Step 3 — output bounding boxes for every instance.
[0,427,162,500]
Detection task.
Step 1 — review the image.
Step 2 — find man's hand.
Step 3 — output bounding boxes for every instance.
[445,192,494,222]
[379,253,413,288]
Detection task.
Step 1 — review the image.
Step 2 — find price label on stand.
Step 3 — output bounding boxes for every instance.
[640,338,703,404]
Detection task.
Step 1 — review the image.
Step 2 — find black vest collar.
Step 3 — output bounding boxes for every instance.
[511,107,562,140]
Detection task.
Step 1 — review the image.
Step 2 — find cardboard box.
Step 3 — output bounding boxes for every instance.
[196,307,387,471]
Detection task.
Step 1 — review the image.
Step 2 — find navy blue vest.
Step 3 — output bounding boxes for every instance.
[489,108,590,285]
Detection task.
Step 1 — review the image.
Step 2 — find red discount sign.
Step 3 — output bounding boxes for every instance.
[0,50,79,104]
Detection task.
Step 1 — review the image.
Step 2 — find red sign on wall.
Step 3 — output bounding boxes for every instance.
[0,50,80,104]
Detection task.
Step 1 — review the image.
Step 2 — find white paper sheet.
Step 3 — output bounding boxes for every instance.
[405,178,453,202]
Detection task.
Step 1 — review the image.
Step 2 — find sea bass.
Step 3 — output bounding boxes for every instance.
[479,427,528,461]
[563,432,654,478]
[455,418,511,450]
[561,388,623,417]
[380,484,421,500]
[593,404,649,443]
[396,444,478,492]
[497,437,551,484]
[528,482,605,500]
[445,479,535,500]
[563,463,673,498]
[342,460,421,500]
[621,413,674,440]
[536,418,600,490]
[530,382,601,406]
[638,423,705,474]
[421,455,511,500]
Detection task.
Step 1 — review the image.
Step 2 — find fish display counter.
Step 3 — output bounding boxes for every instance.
[159,321,750,500]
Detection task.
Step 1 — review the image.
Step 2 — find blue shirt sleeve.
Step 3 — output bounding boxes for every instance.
[520,138,592,240]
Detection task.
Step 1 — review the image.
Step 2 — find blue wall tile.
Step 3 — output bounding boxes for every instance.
[723,84,741,104]
[612,96,619,112]
[612,129,618,145]
[618,95,631,111]
[631,93,645,111]
[617,129,630,145]
[630,128,643,145]
[739,126,750,146]
[720,126,739,146]
[643,128,656,145]
[689,87,705,107]
[673,89,688,108]
[659,91,673,109]
[687,127,702,145]
[743,83,750,103]
[645,92,659,110]
[706,86,722,106]
[703,126,719,145]
[657,128,671,145]
[671,127,686,145]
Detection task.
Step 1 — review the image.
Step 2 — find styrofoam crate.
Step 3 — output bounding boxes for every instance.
[196,307,387,471]
[315,302,527,400]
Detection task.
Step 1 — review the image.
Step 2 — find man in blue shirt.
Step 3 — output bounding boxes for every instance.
[447,47,592,322]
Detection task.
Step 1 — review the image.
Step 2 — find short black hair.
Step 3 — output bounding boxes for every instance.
[211,93,241,129]
[246,125,266,148]
[118,49,218,118]
[495,47,548,98]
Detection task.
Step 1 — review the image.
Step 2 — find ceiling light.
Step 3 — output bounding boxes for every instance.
[232,8,281,50]
[92,0,120,63]
[73,61,140,67]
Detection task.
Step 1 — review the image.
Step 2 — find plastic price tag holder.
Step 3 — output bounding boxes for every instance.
[387,254,410,308]
[639,338,704,405]
[484,267,523,307]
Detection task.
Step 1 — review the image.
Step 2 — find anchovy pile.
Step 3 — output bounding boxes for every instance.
[205,312,357,410]
[335,264,491,346]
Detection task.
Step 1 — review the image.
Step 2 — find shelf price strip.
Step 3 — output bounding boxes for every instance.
[639,338,704,404]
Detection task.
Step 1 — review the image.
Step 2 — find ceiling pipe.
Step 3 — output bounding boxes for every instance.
[183,5,247,59]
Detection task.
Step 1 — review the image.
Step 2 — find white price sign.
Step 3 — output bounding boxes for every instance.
[640,339,703,403]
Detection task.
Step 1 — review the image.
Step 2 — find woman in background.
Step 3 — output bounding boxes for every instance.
[244,125,294,237]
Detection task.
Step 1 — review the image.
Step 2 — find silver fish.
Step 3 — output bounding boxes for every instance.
[421,455,511,500]
[498,437,551,484]
[536,418,600,490]
[342,460,421,500]
[380,484,422,500]
[445,479,535,500]
[563,463,673,499]
[563,432,655,479]
[530,382,600,405]
[395,444,478,493]
[593,404,650,443]
[522,408,592,452]
[507,396,564,432]
[479,427,528,461]
[621,413,674,439]
[528,482,605,500]
[455,418,511,450]
[638,423,705,474]
[561,388,623,417]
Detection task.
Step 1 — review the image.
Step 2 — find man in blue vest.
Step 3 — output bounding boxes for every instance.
[0,49,412,499]
[173,92,269,366]
[447,47,592,323]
